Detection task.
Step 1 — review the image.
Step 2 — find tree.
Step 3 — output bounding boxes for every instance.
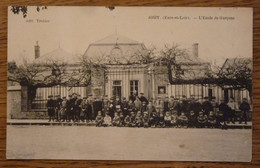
[10,6,47,18]
[8,59,92,109]
[157,44,194,84]
[216,57,252,98]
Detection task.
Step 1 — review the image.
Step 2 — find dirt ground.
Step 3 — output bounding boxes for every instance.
[6,125,252,162]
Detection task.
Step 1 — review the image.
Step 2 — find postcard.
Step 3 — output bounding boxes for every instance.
[7,6,252,161]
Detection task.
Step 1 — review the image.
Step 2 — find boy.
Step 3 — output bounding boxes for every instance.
[207,111,217,128]
[124,114,131,127]
[95,111,103,127]
[112,112,120,126]
[135,111,143,127]
[188,110,197,128]
[157,112,165,128]
[129,111,136,127]
[119,113,125,127]
[178,112,188,128]
[164,111,172,127]
[60,96,67,122]
[171,112,178,127]
[150,111,159,127]
[103,112,112,127]
[143,112,150,128]
[197,111,208,128]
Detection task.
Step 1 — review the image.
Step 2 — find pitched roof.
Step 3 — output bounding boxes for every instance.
[93,34,139,45]
[34,48,80,64]
[83,34,147,64]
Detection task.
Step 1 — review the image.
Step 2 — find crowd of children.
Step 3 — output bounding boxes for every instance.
[46,92,251,128]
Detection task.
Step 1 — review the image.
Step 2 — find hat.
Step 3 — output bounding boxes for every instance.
[48,95,53,98]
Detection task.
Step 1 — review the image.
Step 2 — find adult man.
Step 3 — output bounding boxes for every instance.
[93,97,103,120]
[218,99,229,128]
[129,90,137,102]
[121,97,129,117]
[86,94,94,122]
[139,92,148,105]
[102,95,110,114]
[163,97,170,113]
[60,96,67,122]
[80,97,88,122]
[227,97,238,124]
[66,95,74,122]
[74,94,82,122]
[54,95,62,122]
[46,95,55,122]
[188,98,202,117]
[202,97,213,116]
[239,98,251,124]
[182,96,189,115]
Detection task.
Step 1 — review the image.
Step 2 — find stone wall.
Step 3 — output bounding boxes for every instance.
[8,85,48,119]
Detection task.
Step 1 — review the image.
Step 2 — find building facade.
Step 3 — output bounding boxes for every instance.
[7,34,251,118]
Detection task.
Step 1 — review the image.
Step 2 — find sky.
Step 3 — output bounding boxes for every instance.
[8,6,252,66]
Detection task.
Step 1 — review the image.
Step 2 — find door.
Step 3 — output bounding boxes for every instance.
[224,89,229,103]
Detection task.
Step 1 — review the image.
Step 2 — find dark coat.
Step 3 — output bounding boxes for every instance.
[202,101,213,115]
[239,102,250,112]
[46,99,55,116]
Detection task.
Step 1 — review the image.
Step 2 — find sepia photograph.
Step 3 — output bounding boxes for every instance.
[7,6,252,161]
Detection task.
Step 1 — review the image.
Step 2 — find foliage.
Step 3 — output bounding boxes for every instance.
[10,6,47,18]
[216,58,252,96]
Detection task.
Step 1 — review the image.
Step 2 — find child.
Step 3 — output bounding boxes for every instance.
[188,110,197,128]
[178,112,188,128]
[140,101,147,113]
[103,112,112,127]
[135,111,143,127]
[143,112,150,128]
[149,111,159,127]
[146,101,155,117]
[157,112,165,128]
[119,113,125,127]
[129,111,136,127]
[164,111,172,127]
[171,112,178,127]
[197,111,207,128]
[207,111,217,128]
[95,111,103,127]
[112,112,120,126]
[124,114,131,127]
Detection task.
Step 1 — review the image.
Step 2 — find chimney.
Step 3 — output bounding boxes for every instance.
[192,43,198,57]
[34,41,40,59]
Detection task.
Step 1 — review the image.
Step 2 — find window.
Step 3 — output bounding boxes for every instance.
[130,80,138,96]
[158,86,166,94]
[113,80,121,86]
[112,80,122,98]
